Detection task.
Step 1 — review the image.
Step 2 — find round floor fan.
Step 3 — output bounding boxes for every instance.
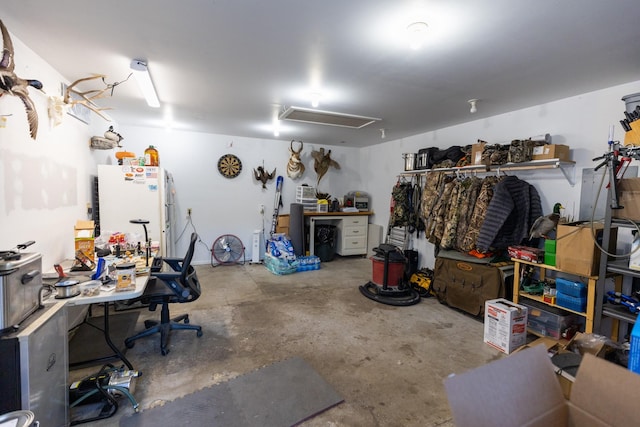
[212,234,245,265]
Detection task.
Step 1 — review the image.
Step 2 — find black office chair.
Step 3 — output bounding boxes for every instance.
[125,232,203,355]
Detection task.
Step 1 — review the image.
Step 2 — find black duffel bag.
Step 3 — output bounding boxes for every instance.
[417,146,465,170]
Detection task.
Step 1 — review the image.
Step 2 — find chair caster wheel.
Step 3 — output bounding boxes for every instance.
[125,340,135,349]
[161,348,170,356]
[197,330,203,337]
[184,318,190,324]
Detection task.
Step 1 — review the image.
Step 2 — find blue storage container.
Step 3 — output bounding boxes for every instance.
[556,291,587,312]
[555,277,587,298]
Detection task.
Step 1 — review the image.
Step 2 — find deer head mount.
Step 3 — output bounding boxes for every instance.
[286,140,305,180]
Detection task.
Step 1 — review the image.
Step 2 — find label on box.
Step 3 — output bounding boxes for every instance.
[484,299,528,354]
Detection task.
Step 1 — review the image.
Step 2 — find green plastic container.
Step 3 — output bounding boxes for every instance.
[544,239,557,254]
[544,252,556,266]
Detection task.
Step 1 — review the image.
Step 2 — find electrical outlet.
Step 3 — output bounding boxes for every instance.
[259,204,265,214]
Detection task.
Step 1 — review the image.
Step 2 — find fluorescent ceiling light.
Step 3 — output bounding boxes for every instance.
[130,60,160,108]
[279,106,381,129]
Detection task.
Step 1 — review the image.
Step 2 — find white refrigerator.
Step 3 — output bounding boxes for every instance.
[97,165,176,257]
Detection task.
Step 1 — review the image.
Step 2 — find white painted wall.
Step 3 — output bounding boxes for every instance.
[115,127,361,263]
[359,80,640,268]
[2,30,639,270]
[0,33,104,269]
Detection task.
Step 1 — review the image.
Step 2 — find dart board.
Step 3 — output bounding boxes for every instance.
[217,154,242,178]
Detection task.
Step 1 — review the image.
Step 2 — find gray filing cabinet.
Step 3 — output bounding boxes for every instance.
[0,301,68,427]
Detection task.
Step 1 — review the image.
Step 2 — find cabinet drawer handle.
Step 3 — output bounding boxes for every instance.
[352,230,359,234]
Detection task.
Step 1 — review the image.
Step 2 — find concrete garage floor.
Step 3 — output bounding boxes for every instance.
[75,256,505,426]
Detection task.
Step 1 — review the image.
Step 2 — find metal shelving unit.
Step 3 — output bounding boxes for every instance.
[594,208,639,337]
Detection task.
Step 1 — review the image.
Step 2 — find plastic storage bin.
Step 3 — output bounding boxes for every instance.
[521,300,580,339]
[556,291,587,313]
[555,277,586,298]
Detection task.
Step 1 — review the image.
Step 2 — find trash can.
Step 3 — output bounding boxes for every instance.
[315,224,337,262]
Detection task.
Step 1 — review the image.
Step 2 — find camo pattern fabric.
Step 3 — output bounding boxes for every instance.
[455,145,473,167]
[427,176,456,245]
[458,176,500,252]
[389,181,412,227]
[481,144,509,166]
[508,139,535,163]
[451,176,483,250]
[421,172,446,223]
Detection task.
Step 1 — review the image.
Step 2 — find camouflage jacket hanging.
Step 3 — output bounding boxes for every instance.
[458,176,500,253]
[427,176,456,245]
[389,181,412,228]
[421,172,447,237]
[450,176,483,251]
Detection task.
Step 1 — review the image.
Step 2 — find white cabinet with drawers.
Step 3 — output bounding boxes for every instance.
[336,216,368,256]
[307,213,371,257]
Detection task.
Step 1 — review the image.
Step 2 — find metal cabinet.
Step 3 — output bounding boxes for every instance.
[0,302,68,427]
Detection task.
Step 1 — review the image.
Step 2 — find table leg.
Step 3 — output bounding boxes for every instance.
[102,302,134,370]
[69,302,135,370]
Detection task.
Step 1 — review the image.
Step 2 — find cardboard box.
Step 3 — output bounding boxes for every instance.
[74,220,95,260]
[508,245,544,263]
[556,221,617,276]
[532,144,571,161]
[444,344,640,427]
[613,178,640,221]
[471,142,486,165]
[483,299,528,354]
[276,214,290,235]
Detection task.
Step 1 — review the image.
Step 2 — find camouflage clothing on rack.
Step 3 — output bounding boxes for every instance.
[452,176,483,250]
[458,176,500,252]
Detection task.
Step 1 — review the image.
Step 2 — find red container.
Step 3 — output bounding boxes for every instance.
[371,256,405,287]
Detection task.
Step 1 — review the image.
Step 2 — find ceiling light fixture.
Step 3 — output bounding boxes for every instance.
[310,92,321,108]
[279,106,381,129]
[407,21,428,50]
[468,99,478,114]
[130,60,160,108]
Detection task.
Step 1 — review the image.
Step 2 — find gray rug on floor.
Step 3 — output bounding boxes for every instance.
[119,356,343,427]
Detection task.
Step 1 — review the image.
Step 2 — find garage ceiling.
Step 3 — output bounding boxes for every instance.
[1,1,639,147]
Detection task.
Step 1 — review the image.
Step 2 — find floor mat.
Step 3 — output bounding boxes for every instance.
[69,311,140,367]
[119,356,343,427]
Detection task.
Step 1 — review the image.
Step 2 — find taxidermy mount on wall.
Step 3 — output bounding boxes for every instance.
[311,147,340,187]
[287,140,305,179]
[254,164,276,189]
[0,19,43,139]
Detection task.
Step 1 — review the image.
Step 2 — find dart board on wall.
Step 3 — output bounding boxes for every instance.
[217,154,242,178]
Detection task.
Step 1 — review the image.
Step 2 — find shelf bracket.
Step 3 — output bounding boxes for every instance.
[558,161,576,186]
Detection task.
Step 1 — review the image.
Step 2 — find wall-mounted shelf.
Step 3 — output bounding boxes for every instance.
[401,158,576,185]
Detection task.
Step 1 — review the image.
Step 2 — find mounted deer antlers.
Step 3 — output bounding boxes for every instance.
[286,140,305,179]
[63,74,114,121]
